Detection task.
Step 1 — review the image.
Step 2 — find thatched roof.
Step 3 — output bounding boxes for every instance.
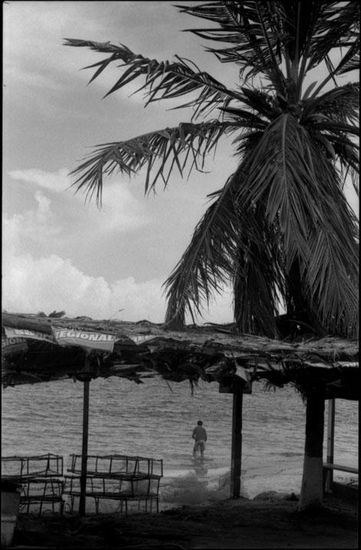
[2,312,359,399]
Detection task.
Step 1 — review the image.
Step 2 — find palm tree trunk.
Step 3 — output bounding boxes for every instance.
[298,393,325,510]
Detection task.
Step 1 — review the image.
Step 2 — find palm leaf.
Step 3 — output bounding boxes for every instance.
[177,1,287,88]
[164,161,285,336]
[235,112,359,336]
[306,1,359,72]
[301,83,359,192]
[64,38,239,119]
[178,1,359,102]
[335,41,360,76]
[233,202,285,338]
[305,2,360,96]
[71,120,232,203]
[302,83,359,125]
[164,172,240,329]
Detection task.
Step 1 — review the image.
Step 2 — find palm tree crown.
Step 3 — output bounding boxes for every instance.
[64,1,359,338]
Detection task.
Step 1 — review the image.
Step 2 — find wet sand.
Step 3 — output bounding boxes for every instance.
[13,492,358,549]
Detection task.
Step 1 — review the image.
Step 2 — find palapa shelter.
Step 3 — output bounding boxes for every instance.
[2,311,359,513]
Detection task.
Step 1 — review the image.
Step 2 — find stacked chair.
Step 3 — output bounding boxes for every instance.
[1,454,64,516]
[63,454,163,515]
[2,453,163,516]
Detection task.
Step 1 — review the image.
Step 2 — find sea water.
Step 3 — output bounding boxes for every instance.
[1,378,358,508]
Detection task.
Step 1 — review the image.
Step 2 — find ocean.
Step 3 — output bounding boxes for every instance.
[1,377,358,509]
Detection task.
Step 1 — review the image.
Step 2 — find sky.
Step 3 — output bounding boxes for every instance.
[3,1,359,324]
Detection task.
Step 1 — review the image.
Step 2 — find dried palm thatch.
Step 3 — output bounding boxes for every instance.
[1,312,358,399]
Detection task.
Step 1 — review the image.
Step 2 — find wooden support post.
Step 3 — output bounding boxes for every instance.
[79,378,90,516]
[298,394,325,510]
[325,399,335,493]
[230,384,243,499]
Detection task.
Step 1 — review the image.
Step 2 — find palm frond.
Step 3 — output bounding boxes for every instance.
[306,228,358,337]
[302,83,359,126]
[219,105,269,130]
[306,1,360,73]
[177,1,287,89]
[335,41,360,76]
[164,171,242,328]
[236,115,316,267]
[305,198,358,337]
[304,2,359,97]
[64,38,239,119]
[178,1,359,102]
[71,121,232,203]
[235,112,359,336]
[241,87,280,120]
[300,82,359,193]
[332,140,360,192]
[233,203,285,338]
[164,162,285,336]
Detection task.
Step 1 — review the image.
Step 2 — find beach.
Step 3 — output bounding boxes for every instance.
[13,491,358,549]
[3,378,358,548]
[2,378,358,507]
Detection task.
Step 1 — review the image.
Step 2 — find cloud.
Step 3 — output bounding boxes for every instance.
[3,1,230,118]
[3,1,174,106]
[3,191,62,254]
[8,168,70,194]
[2,186,233,323]
[2,250,166,321]
[7,168,150,236]
[3,2,102,86]
[2,249,233,324]
[2,188,165,320]
[3,173,234,324]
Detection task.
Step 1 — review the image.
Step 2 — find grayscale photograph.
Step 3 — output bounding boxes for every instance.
[2,1,359,548]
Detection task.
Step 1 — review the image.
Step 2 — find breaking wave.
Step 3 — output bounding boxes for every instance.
[160,467,233,507]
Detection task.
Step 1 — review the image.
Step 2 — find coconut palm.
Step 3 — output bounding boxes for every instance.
[64,1,359,341]
[65,1,359,509]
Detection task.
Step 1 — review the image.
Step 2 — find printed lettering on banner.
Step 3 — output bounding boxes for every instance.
[2,336,28,354]
[53,328,117,352]
[4,326,55,344]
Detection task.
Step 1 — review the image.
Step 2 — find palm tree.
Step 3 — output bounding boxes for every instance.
[65,1,359,509]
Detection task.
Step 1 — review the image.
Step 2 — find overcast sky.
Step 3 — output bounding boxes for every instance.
[3,1,358,323]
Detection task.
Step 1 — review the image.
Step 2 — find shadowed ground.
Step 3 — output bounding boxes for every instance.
[13,492,358,549]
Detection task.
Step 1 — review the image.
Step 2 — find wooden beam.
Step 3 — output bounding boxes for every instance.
[230,384,243,498]
[79,377,90,516]
[325,399,335,492]
[298,394,325,510]
[323,462,358,475]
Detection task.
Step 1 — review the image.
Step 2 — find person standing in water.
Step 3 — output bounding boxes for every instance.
[192,420,207,459]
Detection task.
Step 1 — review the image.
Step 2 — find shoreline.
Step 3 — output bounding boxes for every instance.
[12,491,358,549]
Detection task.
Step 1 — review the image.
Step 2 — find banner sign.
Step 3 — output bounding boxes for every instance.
[2,336,28,355]
[53,328,117,352]
[4,327,56,344]
[3,326,117,353]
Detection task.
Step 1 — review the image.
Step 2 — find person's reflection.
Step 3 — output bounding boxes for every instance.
[193,458,208,477]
